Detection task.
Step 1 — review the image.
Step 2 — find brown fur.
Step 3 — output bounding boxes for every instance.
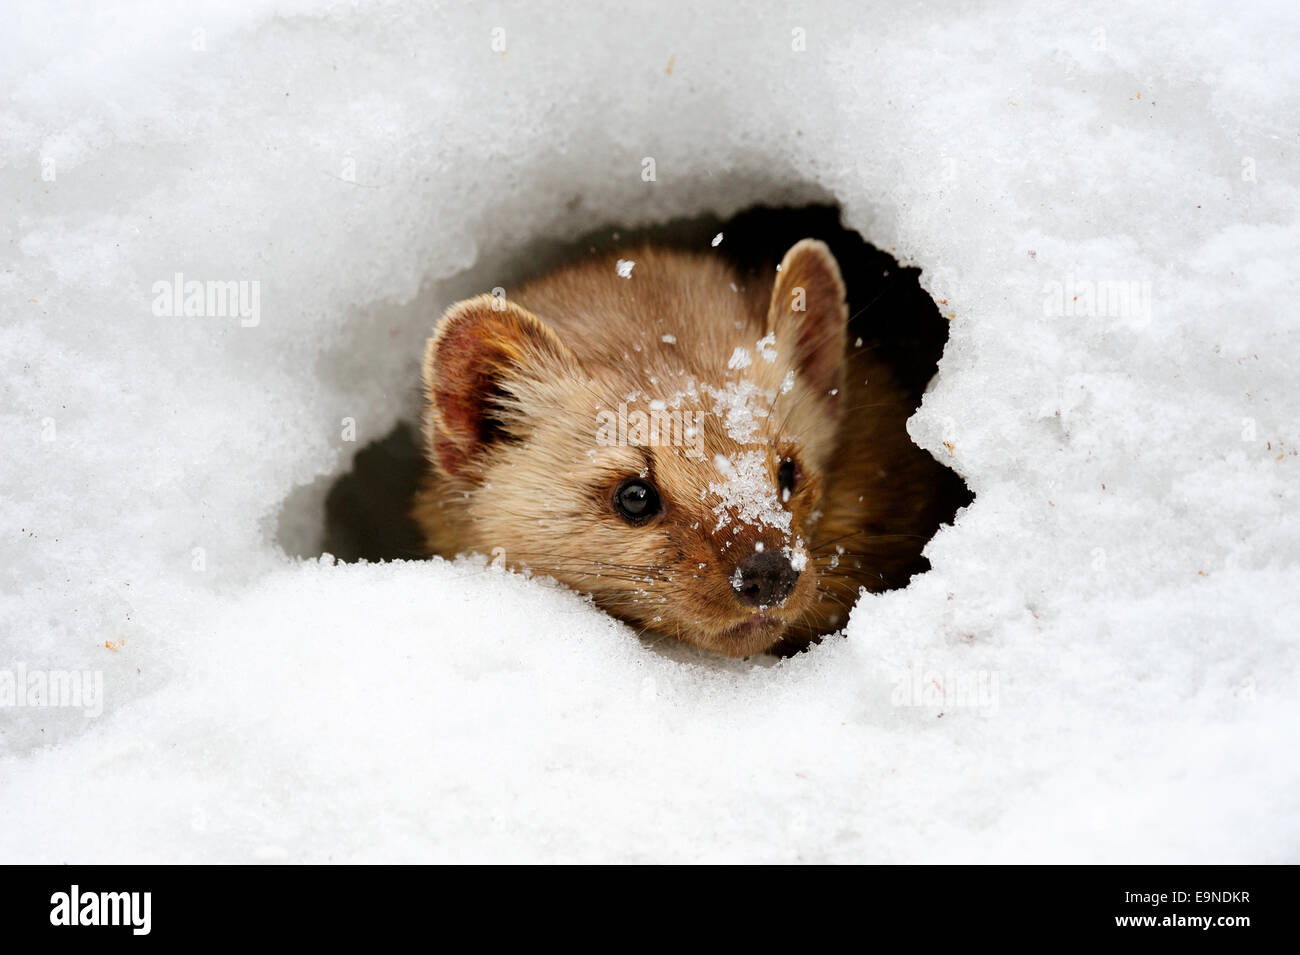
[414,240,953,657]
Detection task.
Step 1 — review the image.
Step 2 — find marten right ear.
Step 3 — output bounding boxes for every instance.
[766,239,849,403]
[423,294,582,479]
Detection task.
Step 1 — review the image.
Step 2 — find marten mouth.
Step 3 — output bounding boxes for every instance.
[719,614,786,646]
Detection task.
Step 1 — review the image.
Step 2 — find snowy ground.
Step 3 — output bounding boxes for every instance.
[2,0,1298,862]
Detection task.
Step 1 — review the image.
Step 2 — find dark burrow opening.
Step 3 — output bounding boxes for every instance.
[309,203,972,592]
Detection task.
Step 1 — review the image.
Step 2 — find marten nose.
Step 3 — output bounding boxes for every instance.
[733,550,799,607]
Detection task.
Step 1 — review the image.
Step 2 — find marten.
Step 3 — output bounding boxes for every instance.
[414,238,958,657]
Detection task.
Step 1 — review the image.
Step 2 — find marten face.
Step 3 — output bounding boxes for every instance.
[419,240,852,657]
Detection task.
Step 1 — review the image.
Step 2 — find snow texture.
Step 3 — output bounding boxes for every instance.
[2,0,1298,862]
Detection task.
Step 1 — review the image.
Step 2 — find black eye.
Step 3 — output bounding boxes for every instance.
[613,479,662,525]
[778,458,799,498]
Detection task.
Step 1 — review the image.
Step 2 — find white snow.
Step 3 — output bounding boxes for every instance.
[787,544,808,572]
[2,0,1299,863]
[709,451,794,536]
[707,379,773,443]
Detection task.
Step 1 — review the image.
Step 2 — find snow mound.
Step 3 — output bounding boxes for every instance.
[2,0,1298,862]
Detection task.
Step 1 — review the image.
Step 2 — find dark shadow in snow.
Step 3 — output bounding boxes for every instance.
[319,421,428,563]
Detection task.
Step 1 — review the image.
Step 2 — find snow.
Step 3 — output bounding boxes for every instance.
[708,379,773,443]
[2,0,1299,863]
[708,451,794,537]
[726,346,753,370]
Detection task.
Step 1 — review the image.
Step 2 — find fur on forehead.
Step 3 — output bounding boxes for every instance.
[423,239,849,485]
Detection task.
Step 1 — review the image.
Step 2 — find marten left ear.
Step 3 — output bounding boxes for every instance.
[766,239,848,402]
[422,294,584,480]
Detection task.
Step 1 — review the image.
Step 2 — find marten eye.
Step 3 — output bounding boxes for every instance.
[613,479,662,525]
[778,458,800,500]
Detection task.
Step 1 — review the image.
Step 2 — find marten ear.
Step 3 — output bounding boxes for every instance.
[766,239,848,402]
[423,294,582,479]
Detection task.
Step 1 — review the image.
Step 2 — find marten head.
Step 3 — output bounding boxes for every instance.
[420,239,851,657]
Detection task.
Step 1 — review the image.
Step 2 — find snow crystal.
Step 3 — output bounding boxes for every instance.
[786,543,808,572]
[706,379,774,444]
[2,0,1297,864]
[616,259,635,278]
[708,451,793,536]
[712,232,724,247]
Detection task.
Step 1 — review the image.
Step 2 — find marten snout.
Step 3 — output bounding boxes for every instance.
[733,549,799,608]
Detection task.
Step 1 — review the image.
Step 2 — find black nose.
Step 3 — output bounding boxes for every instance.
[733,550,799,607]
